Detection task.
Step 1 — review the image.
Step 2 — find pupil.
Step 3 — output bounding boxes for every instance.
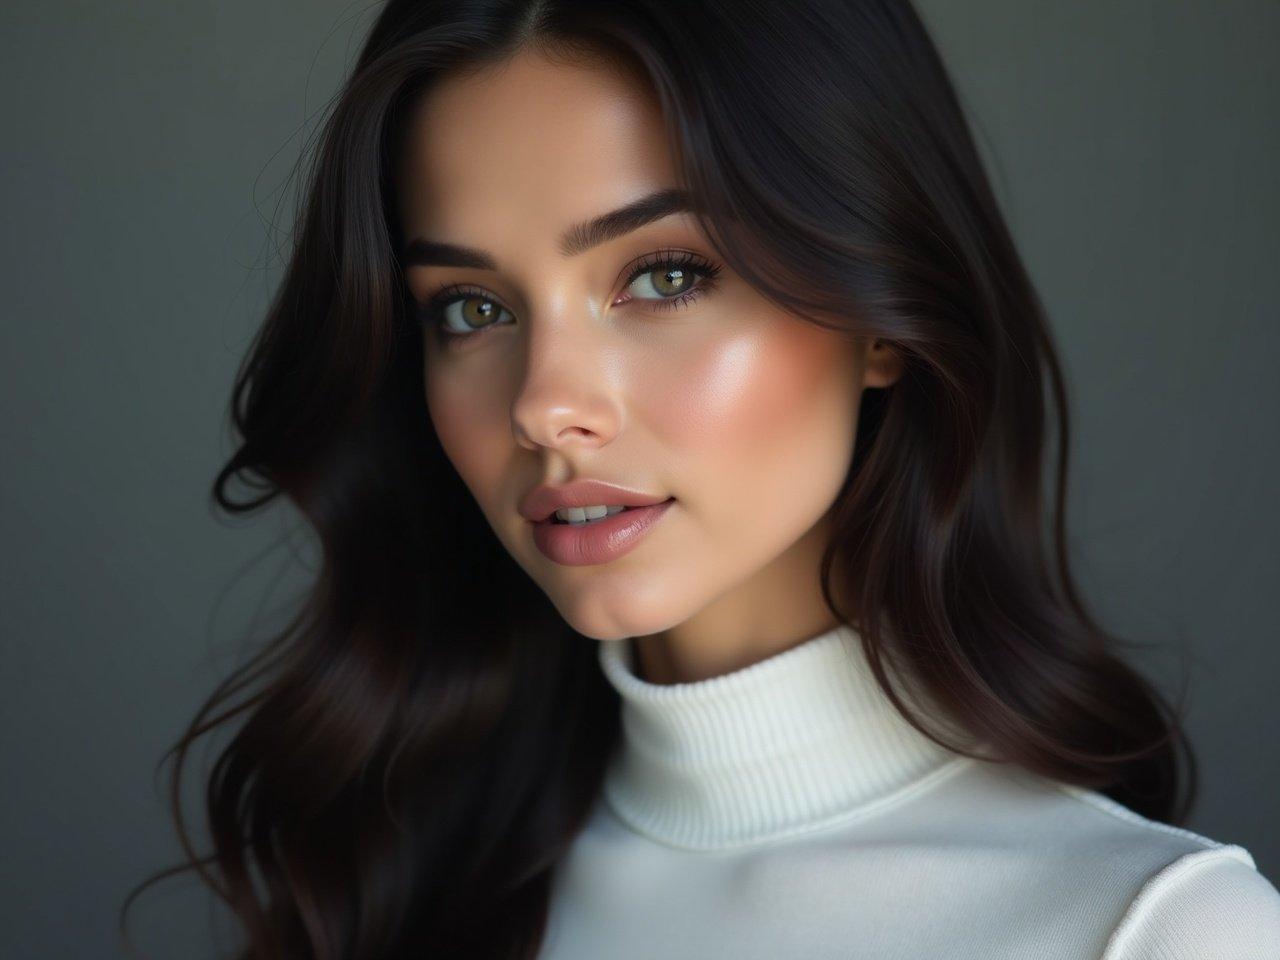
[657,268,685,295]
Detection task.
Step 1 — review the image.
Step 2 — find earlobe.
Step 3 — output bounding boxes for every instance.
[863,340,904,389]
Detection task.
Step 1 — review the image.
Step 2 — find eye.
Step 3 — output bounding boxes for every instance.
[415,249,723,344]
[620,249,722,313]
[418,285,515,339]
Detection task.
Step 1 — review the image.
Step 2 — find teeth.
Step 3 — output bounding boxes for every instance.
[554,504,630,524]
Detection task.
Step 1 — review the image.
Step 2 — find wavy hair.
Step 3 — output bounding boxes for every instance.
[122,0,1195,956]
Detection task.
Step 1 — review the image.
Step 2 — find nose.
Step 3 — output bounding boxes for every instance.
[509,317,622,454]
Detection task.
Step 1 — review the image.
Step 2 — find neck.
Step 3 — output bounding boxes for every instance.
[597,621,970,851]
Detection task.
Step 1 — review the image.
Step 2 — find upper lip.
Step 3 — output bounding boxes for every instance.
[519,479,672,522]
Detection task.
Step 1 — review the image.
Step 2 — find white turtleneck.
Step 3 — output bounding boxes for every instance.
[538,622,1280,959]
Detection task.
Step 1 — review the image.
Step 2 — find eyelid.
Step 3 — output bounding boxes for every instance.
[619,247,720,290]
[424,281,499,310]
[419,248,716,305]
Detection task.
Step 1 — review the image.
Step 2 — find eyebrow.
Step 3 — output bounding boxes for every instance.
[401,187,693,270]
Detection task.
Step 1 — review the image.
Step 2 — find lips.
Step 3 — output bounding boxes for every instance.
[531,497,676,565]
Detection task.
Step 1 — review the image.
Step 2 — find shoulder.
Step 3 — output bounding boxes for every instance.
[928,761,1280,956]
[1099,846,1280,959]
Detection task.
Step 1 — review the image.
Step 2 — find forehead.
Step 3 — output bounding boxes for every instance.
[396,48,678,250]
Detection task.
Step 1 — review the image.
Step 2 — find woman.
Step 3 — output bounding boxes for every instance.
[122,1,1280,957]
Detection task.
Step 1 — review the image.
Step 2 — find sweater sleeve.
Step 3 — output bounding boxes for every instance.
[1101,846,1280,960]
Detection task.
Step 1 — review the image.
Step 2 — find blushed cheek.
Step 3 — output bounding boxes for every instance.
[646,317,859,503]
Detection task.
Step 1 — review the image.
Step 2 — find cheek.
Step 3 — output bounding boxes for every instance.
[425,366,509,504]
[645,316,859,514]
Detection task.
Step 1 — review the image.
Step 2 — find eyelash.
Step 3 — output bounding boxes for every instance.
[414,249,723,343]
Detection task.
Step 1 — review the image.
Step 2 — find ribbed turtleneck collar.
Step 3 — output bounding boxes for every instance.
[596,621,968,851]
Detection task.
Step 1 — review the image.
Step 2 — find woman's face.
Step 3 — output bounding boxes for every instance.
[396,46,901,662]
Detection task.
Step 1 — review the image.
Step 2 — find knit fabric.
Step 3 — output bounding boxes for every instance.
[537,622,1280,959]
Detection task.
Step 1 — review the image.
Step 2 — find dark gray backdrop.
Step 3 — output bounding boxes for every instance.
[2,1,1275,957]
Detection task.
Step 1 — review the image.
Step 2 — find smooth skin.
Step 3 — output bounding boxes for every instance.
[395,46,903,685]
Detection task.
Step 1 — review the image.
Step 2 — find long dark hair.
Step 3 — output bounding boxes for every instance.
[122,1,1196,956]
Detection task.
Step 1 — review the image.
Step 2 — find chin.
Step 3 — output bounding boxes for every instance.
[542,574,689,643]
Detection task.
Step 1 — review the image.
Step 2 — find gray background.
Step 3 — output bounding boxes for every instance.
[1,1,1275,957]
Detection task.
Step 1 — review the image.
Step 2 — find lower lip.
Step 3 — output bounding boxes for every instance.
[531,498,676,566]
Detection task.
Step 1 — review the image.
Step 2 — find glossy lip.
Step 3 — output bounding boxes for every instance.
[518,478,672,523]
[531,497,676,566]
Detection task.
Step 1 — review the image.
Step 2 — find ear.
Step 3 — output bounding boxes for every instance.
[862,339,904,389]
